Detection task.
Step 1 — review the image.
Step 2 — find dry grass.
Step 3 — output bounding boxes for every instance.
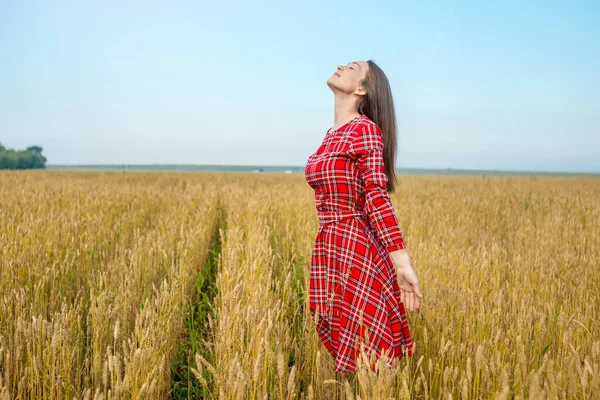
[1,170,598,399]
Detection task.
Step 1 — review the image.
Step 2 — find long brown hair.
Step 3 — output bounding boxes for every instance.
[356,59,399,193]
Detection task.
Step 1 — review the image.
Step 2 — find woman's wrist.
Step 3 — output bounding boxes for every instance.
[389,249,411,269]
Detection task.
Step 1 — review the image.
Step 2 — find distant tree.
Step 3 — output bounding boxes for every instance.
[30,152,46,168]
[0,144,47,170]
[26,145,47,163]
[27,145,43,154]
[0,150,19,169]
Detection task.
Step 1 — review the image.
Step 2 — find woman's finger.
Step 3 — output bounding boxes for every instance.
[413,280,423,298]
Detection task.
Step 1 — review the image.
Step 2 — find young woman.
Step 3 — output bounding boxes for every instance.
[304,59,423,373]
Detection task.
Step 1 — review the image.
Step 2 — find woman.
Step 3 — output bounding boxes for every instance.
[304,59,423,373]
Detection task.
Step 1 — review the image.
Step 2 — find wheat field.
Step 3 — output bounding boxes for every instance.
[0,170,598,399]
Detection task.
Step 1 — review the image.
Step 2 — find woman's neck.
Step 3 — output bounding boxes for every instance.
[333,93,361,130]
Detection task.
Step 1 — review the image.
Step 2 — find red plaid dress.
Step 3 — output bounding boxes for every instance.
[304,114,413,373]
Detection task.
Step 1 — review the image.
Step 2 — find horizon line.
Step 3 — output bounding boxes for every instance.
[46,163,600,176]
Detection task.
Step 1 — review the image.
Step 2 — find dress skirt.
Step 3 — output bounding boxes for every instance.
[309,209,413,373]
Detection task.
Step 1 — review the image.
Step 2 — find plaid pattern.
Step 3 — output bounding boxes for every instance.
[304,114,413,372]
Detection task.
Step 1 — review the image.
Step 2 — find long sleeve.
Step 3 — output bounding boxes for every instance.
[349,122,406,252]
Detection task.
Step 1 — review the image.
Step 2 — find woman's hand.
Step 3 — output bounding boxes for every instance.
[389,249,423,312]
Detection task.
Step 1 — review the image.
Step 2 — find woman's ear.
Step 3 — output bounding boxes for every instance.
[354,85,367,96]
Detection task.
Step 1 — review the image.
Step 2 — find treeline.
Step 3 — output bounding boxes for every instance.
[0,143,47,170]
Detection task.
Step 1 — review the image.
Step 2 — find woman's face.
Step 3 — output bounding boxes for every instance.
[327,60,369,95]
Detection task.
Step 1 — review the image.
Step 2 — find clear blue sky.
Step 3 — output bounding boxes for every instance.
[1,0,598,172]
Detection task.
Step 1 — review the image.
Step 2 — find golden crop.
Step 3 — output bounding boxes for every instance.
[0,170,598,399]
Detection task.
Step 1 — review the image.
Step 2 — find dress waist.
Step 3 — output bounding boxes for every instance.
[317,209,368,225]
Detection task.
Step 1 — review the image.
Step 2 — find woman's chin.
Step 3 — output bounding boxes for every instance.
[326,79,341,91]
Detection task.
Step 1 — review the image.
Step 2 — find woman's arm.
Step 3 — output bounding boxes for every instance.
[349,122,406,253]
[350,122,422,310]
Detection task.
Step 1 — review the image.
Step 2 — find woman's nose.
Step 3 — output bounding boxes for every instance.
[337,65,343,71]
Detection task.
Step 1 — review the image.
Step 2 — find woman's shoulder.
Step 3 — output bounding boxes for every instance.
[351,115,383,142]
[348,115,384,155]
